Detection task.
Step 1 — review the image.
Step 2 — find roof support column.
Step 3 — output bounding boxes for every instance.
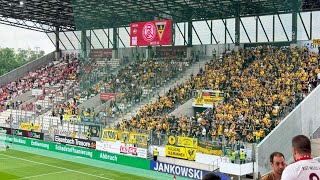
[187,20,193,59]
[234,0,240,51]
[291,0,298,46]
[55,26,60,60]
[235,17,240,51]
[112,27,118,59]
[310,12,312,40]
[81,30,87,58]
[256,17,259,42]
[146,46,152,59]
[224,19,227,51]
[273,15,275,42]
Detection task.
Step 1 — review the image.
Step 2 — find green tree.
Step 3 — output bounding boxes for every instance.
[0,47,46,76]
[0,48,20,74]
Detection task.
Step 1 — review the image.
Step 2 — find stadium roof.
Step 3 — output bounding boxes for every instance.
[0,0,318,32]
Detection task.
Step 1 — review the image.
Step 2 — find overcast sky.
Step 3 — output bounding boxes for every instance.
[0,24,55,54]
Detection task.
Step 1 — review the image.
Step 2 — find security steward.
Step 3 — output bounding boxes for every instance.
[231,150,236,163]
[153,148,159,161]
[240,150,246,164]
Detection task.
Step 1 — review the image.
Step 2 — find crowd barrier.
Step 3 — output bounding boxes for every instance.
[96,141,147,159]
[3,134,233,179]
[0,126,44,140]
[4,135,150,170]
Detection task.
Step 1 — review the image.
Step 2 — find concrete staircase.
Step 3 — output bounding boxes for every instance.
[311,139,320,158]
[169,99,194,117]
[311,124,320,139]
[311,124,320,158]
[110,57,212,127]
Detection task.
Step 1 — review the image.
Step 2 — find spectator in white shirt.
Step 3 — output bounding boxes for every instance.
[281,135,320,180]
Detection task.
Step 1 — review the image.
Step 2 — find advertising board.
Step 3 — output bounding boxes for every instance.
[0,126,44,140]
[54,135,96,149]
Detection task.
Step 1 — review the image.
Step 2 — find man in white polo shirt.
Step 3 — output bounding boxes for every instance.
[281,135,320,180]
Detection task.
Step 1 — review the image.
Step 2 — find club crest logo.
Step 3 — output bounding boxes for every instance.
[142,22,156,42]
[156,21,167,41]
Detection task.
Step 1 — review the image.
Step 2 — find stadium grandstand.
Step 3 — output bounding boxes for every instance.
[0,0,320,179]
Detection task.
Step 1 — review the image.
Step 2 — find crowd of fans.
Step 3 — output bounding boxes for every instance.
[115,47,320,145]
[0,59,79,114]
[2,46,320,148]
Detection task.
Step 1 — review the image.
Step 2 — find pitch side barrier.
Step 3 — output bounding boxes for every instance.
[4,135,149,169]
[3,135,233,180]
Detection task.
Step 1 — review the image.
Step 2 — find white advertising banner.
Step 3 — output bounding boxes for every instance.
[96,141,147,159]
[120,145,147,159]
[96,141,121,154]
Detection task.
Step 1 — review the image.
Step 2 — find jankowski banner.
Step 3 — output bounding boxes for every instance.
[54,135,96,149]
[130,20,172,46]
[0,126,44,140]
[150,161,230,180]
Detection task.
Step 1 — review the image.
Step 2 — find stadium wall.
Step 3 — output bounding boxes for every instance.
[256,85,320,176]
[193,44,239,57]
[117,47,147,59]
[0,51,55,86]
[110,44,239,59]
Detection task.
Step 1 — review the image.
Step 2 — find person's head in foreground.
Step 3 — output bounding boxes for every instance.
[261,152,286,180]
[281,134,320,180]
[291,134,312,161]
[202,173,221,180]
[270,152,286,177]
